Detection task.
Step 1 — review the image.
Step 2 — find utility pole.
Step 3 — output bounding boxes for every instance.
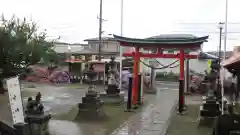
[221,0,228,114]
[98,0,103,61]
[119,0,124,90]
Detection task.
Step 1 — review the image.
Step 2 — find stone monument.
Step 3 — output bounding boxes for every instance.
[77,64,107,120]
[25,92,51,135]
[199,72,223,122]
[100,57,124,104]
[144,59,157,94]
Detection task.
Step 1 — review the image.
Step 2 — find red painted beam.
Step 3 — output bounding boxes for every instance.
[123,53,198,59]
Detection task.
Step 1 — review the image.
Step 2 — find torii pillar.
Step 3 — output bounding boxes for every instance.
[132,47,140,105]
[179,49,185,113]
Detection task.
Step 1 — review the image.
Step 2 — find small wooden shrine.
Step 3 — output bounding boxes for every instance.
[222,46,240,95]
[66,50,122,84]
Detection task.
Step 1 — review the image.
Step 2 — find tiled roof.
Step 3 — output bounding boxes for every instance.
[71,48,119,55]
[113,34,209,45]
[198,52,219,60]
[206,51,232,58]
[146,34,197,39]
[84,37,115,41]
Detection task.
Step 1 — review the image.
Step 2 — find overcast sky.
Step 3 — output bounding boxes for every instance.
[1,0,240,51]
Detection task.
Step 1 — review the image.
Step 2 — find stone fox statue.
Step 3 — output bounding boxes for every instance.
[25,92,44,115]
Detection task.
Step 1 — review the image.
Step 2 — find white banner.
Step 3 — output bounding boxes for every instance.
[6,76,24,124]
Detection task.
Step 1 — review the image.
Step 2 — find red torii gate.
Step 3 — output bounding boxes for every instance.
[114,34,209,113]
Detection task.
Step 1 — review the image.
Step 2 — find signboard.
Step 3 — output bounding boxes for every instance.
[6,76,24,124]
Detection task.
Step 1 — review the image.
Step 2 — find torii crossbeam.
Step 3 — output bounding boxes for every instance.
[114,34,209,113]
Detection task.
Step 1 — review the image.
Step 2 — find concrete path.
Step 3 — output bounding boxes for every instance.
[111,81,178,135]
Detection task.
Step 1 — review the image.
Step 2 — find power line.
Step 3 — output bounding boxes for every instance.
[176,22,240,25]
[172,31,240,34]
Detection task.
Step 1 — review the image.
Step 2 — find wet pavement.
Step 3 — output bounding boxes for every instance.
[21,82,89,115]
[111,81,178,135]
[0,81,179,135]
[0,81,132,135]
[0,82,91,124]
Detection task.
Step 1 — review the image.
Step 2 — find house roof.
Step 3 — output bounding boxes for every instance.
[84,37,115,42]
[71,48,98,55]
[113,34,209,46]
[222,53,240,68]
[206,51,232,58]
[54,41,87,46]
[71,48,119,55]
[146,34,197,40]
[198,52,219,60]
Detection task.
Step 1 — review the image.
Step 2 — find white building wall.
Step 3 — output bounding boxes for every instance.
[87,41,119,52]
[153,58,208,74]
[54,44,84,53]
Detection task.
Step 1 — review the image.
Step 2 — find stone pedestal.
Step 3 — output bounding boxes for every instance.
[200,96,221,122]
[143,80,157,94]
[24,92,51,135]
[100,84,124,104]
[13,123,29,135]
[213,113,240,135]
[25,114,51,135]
[100,90,125,105]
[77,90,107,120]
[106,84,120,94]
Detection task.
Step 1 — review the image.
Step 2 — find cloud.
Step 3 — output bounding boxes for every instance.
[0,0,240,51]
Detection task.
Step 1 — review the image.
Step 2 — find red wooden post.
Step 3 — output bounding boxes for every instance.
[178,49,185,113]
[133,47,140,105]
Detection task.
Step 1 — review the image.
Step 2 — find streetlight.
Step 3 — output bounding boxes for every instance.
[218,22,224,63]
[216,22,224,99]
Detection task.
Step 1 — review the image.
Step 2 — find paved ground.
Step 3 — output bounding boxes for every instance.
[166,93,240,135]
[0,82,132,135]
[166,95,211,135]
[0,82,91,125]
[0,81,179,135]
[111,81,178,135]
